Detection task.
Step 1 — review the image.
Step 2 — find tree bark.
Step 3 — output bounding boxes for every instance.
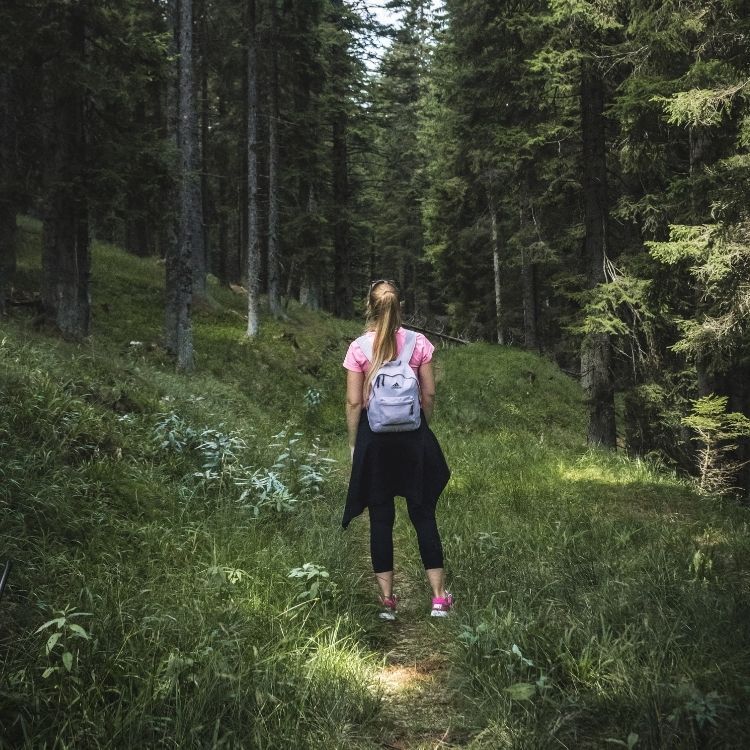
[41,6,91,340]
[580,58,616,447]
[299,184,322,310]
[266,0,282,317]
[488,191,504,345]
[165,0,194,370]
[216,80,230,284]
[0,70,17,316]
[331,0,353,319]
[521,249,538,351]
[190,0,207,300]
[200,1,211,277]
[125,98,150,257]
[519,173,538,351]
[246,0,261,336]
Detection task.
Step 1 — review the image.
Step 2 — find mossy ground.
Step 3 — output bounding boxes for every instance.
[1,218,749,748]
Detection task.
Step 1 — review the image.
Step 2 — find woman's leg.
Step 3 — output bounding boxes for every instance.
[406,499,446,598]
[368,499,396,598]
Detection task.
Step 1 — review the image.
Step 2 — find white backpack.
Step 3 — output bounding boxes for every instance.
[356,329,422,433]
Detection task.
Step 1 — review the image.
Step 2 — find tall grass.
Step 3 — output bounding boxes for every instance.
[1,220,749,748]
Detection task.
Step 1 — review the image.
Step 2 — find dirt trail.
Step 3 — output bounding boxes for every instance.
[372,568,472,749]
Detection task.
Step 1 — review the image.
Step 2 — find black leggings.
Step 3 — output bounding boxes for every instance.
[368,497,444,573]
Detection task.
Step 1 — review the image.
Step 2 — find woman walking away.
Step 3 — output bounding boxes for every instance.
[342,280,452,620]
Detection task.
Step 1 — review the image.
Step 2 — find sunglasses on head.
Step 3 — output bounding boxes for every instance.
[370,279,398,291]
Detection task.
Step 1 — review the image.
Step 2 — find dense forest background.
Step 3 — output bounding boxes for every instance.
[1,0,750,494]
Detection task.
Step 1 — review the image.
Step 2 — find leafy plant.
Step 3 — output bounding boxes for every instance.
[195,427,247,474]
[154,412,198,453]
[669,682,727,730]
[35,607,92,678]
[288,563,338,602]
[304,387,323,409]
[237,468,296,515]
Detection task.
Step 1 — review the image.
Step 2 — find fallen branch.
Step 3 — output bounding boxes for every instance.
[407,324,470,345]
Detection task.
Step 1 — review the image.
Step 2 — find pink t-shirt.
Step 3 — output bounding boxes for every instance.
[343,327,434,375]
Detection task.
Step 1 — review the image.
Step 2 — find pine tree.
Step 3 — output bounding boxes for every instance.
[246,0,261,336]
[41,2,92,340]
[165,0,196,370]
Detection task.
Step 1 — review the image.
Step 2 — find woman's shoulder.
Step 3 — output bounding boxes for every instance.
[400,328,434,362]
[401,327,429,343]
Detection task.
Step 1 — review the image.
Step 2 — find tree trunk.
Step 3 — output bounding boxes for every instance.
[0,70,17,316]
[488,192,504,345]
[299,184,322,310]
[518,174,538,351]
[521,249,538,351]
[728,361,750,499]
[580,59,616,447]
[266,0,282,317]
[246,0,261,336]
[216,81,230,284]
[189,0,207,300]
[165,0,194,370]
[200,1,211,277]
[41,7,91,340]
[125,98,150,257]
[331,0,353,319]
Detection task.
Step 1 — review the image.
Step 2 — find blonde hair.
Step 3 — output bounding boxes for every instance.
[363,281,402,399]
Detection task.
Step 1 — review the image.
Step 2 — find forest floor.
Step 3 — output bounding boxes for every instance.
[2,217,750,749]
[355,524,470,750]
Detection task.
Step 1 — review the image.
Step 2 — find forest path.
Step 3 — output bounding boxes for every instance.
[354,521,473,749]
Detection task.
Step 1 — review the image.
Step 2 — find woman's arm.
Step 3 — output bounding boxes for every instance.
[346,370,365,457]
[418,361,436,423]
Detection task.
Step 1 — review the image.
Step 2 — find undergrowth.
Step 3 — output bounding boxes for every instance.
[1,218,749,748]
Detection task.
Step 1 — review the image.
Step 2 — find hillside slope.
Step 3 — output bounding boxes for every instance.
[1,220,749,749]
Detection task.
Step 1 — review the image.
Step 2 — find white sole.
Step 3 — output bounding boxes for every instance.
[431,609,450,617]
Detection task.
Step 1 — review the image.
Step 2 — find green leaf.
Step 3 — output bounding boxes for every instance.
[504,682,536,700]
[68,623,90,639]
[46,632,62,654]
[42,666,57,679]
[35,617,65,634]
[62,652,73,672]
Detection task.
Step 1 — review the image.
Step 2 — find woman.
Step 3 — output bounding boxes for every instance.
[342,280,452,620]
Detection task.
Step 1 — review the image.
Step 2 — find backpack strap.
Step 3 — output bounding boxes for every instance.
[355,333,374,362]
[400,329,418,365]
[355,329,419,365]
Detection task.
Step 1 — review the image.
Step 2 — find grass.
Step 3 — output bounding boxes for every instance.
[1,216,749,748]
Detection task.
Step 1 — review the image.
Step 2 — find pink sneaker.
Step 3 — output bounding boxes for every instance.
[431,591,453,618]
[379,595,398,621]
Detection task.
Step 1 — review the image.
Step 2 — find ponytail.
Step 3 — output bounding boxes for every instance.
[363,282,402,399]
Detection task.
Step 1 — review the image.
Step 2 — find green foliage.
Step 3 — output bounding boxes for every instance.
[682,395,750,494]
[648,222,750,367]
[2,235,750,748]
[653,80,747,128]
